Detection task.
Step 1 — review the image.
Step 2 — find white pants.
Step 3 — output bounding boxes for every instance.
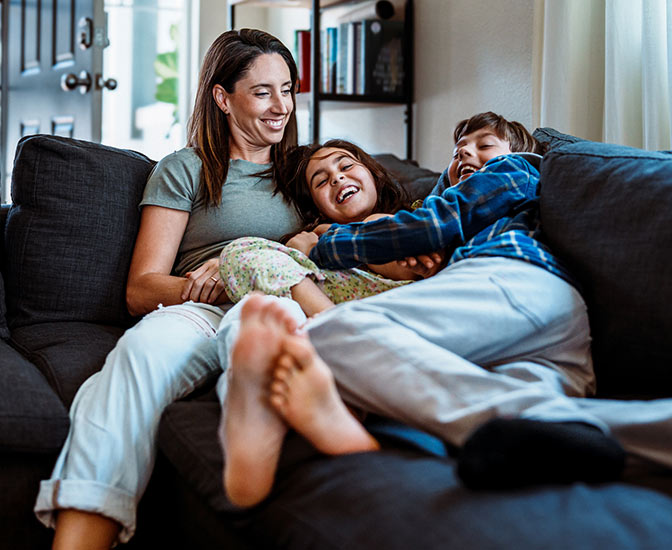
[307,258,672,465]
[35,302,227,543]
[34,296,304,544]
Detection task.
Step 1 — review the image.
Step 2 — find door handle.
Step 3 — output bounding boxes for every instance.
[95,74,118,90]
[61,71,92,94]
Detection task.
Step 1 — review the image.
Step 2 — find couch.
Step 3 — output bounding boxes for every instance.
[2,130,672,549]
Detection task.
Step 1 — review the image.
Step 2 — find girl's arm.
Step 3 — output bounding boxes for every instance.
[126,206,227,317]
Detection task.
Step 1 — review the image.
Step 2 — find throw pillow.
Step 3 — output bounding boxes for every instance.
[4,135,155,329]
[539,139,672,396]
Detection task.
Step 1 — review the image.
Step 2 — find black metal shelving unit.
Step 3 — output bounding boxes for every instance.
[228,0,414,159]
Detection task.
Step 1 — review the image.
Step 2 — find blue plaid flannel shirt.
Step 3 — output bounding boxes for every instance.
[308,154,576,287]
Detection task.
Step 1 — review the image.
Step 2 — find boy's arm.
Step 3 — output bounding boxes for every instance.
[309,155,538,269]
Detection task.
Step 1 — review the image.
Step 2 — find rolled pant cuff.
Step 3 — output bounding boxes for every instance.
[34,479,137,543]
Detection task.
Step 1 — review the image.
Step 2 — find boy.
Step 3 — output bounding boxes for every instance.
[220,112,627,508]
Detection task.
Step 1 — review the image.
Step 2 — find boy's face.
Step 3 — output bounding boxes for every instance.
[448,128,512,186]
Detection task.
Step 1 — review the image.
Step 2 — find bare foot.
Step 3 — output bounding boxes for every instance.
[219,294,299,508]
[269,335,380,455]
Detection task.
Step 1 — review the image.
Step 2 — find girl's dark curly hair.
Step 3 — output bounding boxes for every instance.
[281,139,410,228]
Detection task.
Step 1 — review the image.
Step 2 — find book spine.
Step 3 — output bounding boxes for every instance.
[297,30,311,94]
[327,27,338,94]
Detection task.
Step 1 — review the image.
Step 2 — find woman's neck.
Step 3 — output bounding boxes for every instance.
[229,142,272,164]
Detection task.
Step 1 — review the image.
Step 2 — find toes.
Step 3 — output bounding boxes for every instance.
[282,335,317,370]
[269,388,288,414]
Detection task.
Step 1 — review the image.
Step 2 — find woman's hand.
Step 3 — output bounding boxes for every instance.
[286,231,320,256]
[397,251,446,279]
[182,257,229,305]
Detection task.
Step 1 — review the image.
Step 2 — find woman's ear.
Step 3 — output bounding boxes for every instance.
[212,84,229,115]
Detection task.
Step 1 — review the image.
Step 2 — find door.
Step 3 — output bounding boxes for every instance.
[1,0,108,202]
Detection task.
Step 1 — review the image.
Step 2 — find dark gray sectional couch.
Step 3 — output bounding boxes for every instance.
[2,131,672,549]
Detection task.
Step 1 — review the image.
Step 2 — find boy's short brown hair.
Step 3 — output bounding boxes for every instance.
[453,112,545,155]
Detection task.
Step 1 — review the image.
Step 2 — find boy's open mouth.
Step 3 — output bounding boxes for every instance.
[459,164,478,179]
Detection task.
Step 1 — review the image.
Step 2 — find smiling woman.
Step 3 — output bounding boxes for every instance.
[34,28,304,549]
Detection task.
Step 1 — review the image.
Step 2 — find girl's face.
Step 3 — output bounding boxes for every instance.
[306,147,378,224]
[448,127,512,186]
[214,53,294,161]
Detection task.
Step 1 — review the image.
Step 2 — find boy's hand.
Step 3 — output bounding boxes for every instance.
[286,231,320,256]
[397,251,446,279]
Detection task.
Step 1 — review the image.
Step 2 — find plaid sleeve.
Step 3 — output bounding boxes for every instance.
[309,155,539,269]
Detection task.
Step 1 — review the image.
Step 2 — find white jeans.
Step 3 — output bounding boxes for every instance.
[35,302,227,543]
[34,296,305,543]
[307,257,672,465]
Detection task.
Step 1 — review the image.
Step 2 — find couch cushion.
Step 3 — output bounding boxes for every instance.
[374,154,441,202]
[0,339,69,453]
[533,126,587,151]
[4,135,154,330]
[159,396,672,549]
[539,140,672,396]
[10,322,126,407]
[0,206,9,340]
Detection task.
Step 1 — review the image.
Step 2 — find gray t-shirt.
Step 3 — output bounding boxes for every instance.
[140,147,302,276]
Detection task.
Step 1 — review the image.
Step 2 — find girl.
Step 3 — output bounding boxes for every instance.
[219,139,443,317]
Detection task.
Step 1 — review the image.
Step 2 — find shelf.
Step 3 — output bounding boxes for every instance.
[229,0,353,8]
[318,93,406,104]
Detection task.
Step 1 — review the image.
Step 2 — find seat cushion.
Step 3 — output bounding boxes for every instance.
[539,140,672,396]
[4,135,154,330]
[159,395,672,549]
[10,322,125,407]
[0,339,69,453]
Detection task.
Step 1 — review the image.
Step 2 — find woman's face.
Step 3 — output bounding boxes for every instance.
[448,128,512,186]
[214,53,294,160]
[306,147,378,224]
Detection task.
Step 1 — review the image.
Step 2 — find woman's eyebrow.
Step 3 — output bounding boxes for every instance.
[250,80,293,89]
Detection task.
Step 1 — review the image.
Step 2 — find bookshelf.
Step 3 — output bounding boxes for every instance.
[227,0,414,159]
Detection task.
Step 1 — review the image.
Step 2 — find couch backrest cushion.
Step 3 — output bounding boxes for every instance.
[539,139,672,396]
[4,135,155,329]
[0,207,9,340]
[374,154,441,202]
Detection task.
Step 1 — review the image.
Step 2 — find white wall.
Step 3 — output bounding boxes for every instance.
[193,0,537,171]
[414,0,536,170]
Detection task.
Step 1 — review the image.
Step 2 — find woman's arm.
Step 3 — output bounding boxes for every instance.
[126,206,227,316]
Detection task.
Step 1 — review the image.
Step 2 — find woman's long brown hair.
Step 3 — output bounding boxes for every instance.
[187,29,299,206]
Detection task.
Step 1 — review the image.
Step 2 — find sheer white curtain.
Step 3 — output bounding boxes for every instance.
[534,0,672,149]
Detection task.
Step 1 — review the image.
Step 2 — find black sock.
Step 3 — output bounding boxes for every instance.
[456,418,626,490]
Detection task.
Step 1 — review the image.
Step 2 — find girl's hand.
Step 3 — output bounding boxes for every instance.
[397,251,446,279]
[286,231,320,256]
[182,257,229,305]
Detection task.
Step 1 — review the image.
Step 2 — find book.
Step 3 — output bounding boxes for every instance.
[296,29,311,94]
[337,22,357,94]
[326,27,338,94]
[359,19,405,97]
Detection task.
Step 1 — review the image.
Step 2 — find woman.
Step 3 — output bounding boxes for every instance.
[34,28,302,549]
